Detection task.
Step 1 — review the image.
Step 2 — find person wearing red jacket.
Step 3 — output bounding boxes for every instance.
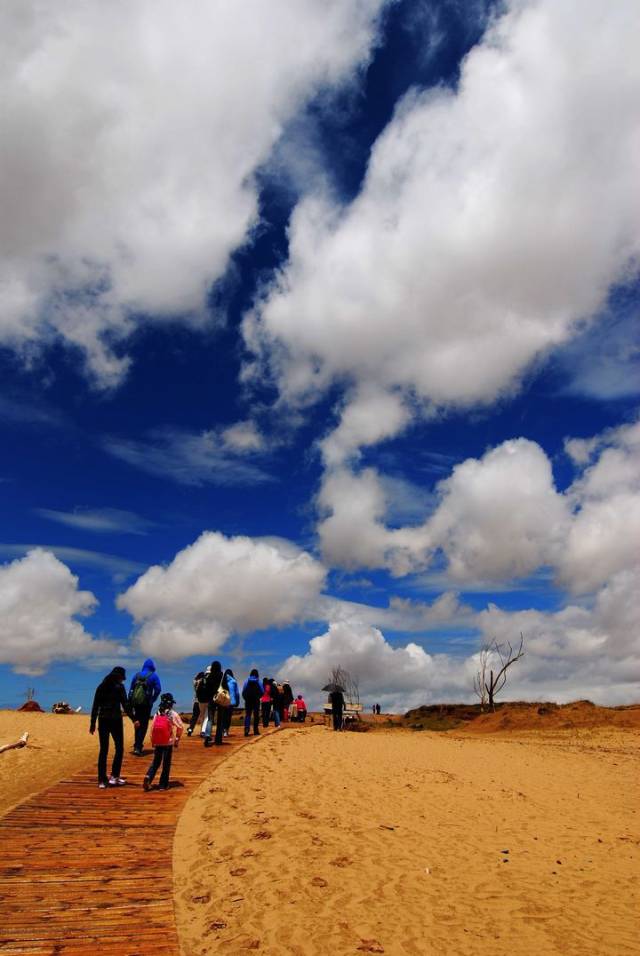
[294,694,307,723]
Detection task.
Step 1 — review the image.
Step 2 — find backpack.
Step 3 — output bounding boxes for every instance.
[131,674,151,707]
[151,713,172,747]
[194,674,208,703]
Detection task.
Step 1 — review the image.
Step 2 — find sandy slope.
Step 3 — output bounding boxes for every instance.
[0,710,134,816]
[174,725,639,956]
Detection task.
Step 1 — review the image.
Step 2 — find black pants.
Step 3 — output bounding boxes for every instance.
[189,700,207,733]
[223,707,234,734]
[133,703,152,752]
[261,702,272,727]
[97,717,124,782]
[332,709,343,731]
[146,745,173,788]
[244,703,260,735]
[205,703,224,745]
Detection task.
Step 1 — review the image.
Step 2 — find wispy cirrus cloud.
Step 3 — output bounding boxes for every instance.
[0,543,146,581]
[103,426,274,487]
[35,507,155,535]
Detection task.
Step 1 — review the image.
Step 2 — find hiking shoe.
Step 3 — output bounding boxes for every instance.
[143,777,151,792]
[204,739,213,747]
[108,776,126,786]
[186,728,193,737]
[132,748,142,756]
[98,782,107,789]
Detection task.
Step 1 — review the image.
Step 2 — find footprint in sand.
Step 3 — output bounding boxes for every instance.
[254,830,272,840]
[311,876,328,887]
[230,867,247,876]
[241,849,257,858]
[358,940,385,953]
[330,855,353,868]
[191,892,211,904]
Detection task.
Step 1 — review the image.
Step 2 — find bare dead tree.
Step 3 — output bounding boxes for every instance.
[473,634,525,711]
[473,646,490,710]
[328,665,360,704]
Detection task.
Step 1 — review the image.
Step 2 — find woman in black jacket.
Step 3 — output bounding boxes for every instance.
[90,667,138,788]
[202,660,225,747]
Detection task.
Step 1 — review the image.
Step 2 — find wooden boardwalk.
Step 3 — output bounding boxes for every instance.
[0,728,274,955]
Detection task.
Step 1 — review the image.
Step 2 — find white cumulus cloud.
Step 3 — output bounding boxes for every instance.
[0,0,387,385]
[117,531,327,659]
[316,416,640,596]
[246,0,640,415]
[0,549,117,674]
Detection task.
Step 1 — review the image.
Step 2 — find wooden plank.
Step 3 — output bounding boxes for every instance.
[0,729,278,954]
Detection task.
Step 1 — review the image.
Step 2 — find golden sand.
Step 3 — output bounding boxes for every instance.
[0,709,134,816]
[174,724,639,956]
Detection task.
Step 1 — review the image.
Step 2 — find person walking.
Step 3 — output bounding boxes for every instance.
[271,680,283,726]
[128,658,161,755]
[202,660,224,747]
[187,671,207,737]
[143,693,183,792]
[329,688,344,731]
[294,694,307,723]
[222,668,240,737]
[260,678,273,728]
[282,681,294,721]
[242,668,264,736]
[90,667,139,788]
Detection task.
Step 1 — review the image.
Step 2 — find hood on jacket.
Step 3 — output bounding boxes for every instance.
[142,658,156,672]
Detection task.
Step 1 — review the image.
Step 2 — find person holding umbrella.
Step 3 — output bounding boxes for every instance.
[323,681,345,731]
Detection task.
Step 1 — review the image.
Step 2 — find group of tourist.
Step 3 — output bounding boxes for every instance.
[89,659,307,791]
[185,662,307,744]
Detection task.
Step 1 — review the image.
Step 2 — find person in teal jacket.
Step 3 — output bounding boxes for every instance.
[222,668,240,737]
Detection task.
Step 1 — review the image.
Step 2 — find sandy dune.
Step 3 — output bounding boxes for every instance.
[174,725,639,956]
[0,710,134,816]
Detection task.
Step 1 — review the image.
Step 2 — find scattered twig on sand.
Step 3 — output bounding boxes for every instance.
[0,731,29,755]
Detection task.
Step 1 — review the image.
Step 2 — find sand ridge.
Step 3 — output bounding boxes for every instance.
[174,724,639,956]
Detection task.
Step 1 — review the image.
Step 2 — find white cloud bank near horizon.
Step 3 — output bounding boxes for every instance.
[2,418,638,706]
[0,0,387,386]
[284,565,639,711]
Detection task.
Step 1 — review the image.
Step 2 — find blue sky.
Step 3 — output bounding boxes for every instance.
[1,0,638,712]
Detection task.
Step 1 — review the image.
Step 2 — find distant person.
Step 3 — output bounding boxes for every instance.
[90,666,139,788]
[329,688,344,731]
[376,704,381,716]
[282,682,294,721]
[202,660,224,747]
[187,671,207,737]
[242,668,264,737]
[222,668,240,737]
[271,680,284,727]
[269,679,282,728]
[294,694,307,723]
[128,658,161,755]
[143,693,183,791]
[261,679,273,728]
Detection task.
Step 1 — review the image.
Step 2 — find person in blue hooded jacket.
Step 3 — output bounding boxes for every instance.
[129,658,161,755]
